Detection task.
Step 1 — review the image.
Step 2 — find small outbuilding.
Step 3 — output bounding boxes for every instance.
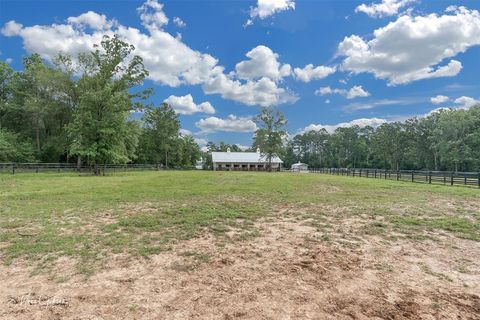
[212,148,283,171]
[291,162,309,172]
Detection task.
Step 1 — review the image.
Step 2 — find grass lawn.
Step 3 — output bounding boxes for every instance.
[1,171,480,319]
[0,171,479,275]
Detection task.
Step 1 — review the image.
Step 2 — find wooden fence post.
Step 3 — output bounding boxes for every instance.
[478,172,480,188]
[12,163,15,175]
[450,172,454,186]
[411,171,414,182]
[428,171,432,184]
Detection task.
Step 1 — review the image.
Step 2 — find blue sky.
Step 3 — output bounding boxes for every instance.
[1,0,480,149]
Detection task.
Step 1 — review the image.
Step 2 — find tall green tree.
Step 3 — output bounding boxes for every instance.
[67,35,149,174]
[136,103,180,166]
[253,107,288,171]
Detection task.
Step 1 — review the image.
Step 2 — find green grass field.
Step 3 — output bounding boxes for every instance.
[1,171,479,275]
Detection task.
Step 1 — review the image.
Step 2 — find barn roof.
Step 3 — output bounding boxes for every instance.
[291,162,308,167]
[212,152,283,164]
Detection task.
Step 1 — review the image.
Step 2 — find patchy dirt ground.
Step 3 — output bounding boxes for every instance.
[1,214,479,320]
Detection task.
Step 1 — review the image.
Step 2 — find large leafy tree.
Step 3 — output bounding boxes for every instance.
[136,103,180,166]
[4,55,72,161]
[253,107,288,171]
[67,35,149,174]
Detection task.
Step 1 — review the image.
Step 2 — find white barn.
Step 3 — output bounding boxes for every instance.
[212,148,283,171]
[291,162,309,172]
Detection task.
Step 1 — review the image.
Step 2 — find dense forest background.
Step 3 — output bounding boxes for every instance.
[0,36,200,173]
[283,107,480,172]
[1,36,479,172]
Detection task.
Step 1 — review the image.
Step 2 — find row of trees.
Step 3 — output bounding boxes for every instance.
[283,106,480,172]
[0,36,200,174]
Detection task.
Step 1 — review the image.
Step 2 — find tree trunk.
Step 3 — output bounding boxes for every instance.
[94,163,100,176]
[77,156,82,172]
[35,120,41,153]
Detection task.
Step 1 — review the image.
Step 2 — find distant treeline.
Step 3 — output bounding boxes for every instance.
[283,106,480,172]
[0,36,200,174]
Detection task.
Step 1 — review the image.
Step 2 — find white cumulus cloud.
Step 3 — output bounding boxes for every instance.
[355,0,415,18]
[1,21,23,36]
[137,0,169,31]
[203,73,298,107]
[1,0,298,108]
[173,17,186,28]
[293,64,336,82]
[164,94,215,115]
[195,115,257,133]
[299,118,387,134]
[430,95,449,105]
[454,96,479,109]
[246,0,295,26]
[235,45,291,82]
[338,7,480,85]
[315,85,370,99]
[67,11,116,30]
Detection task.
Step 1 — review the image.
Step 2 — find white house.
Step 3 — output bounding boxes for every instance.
[291,162,309,172]
[212,148,283,171]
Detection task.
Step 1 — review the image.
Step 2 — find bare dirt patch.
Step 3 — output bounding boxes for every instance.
[1,215,479,320]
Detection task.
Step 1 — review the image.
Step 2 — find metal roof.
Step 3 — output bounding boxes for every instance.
[291,162,308,167]
[212,152,283,163]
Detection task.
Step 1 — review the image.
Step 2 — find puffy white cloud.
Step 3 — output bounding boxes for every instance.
[1,21,22,36]
[338,7,480,85]
[299,118,387,134]
[235,45,291,81]
[355,0,415,18]
[315,85,370,99]
[203,73,298,107]
[173,17,186,28]
[1,18,217,87]
[195,115,257,133]
[164,94,215,115]
[247,0,295,25]
[427,97,479,115]
[137,0,168,31]
[293,64,336,82]
[5,58,13,64]
[67,11,116,30]
[346,85,371,99]
[180,128,193,136]
[1,1,297,107]
[454,96,479,109]
[430,95,449,105]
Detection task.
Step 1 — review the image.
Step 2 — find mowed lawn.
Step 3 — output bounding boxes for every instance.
[0,170,479,275]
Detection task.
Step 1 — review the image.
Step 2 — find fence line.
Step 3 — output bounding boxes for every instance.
[309,168,480,188]
[2,163,479,188]
[0,163,196,174]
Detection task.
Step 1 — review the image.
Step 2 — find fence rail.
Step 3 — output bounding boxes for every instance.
[2,163,479,188]
[310,168,480,188]
[0,163,196,174]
